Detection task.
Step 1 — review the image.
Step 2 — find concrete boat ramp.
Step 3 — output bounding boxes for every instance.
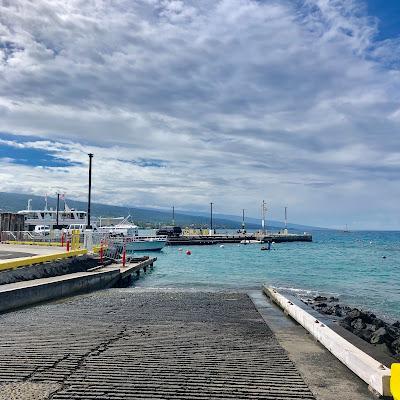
[0,244,396,399]
[0,288,377,400]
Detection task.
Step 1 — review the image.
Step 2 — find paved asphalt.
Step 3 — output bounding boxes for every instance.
[0,251,35,260]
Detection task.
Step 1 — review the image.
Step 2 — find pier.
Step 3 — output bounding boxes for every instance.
[0,243,156,313]
[167,232,312,246]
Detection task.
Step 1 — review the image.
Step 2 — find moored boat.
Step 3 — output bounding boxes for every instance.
[125,236,167,252]
[98,216,167,251]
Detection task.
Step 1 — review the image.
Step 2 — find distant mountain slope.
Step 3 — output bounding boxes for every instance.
[0,192,321,231]
[0,192,264,229]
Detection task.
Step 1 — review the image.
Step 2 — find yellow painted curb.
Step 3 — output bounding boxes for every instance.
[92,245,108,254]
[392,364,400,400]
[0,249,88,271]
[3,241,64,247]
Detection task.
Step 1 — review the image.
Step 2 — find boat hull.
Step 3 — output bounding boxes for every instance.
[126,239,166,252]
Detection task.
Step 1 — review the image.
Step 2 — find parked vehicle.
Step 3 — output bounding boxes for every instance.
[63,224,88,234]
[156,226,182,237]
[34,225,50,235]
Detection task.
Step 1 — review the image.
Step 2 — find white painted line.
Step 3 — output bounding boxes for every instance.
[264,286,392,397]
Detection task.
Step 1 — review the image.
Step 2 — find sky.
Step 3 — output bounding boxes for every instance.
[0,0,400,230]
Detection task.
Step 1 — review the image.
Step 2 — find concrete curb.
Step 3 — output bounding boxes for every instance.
[264,285,392,397]
[0,269,120,313]
[0,257,157,314]
[0,249,87,271]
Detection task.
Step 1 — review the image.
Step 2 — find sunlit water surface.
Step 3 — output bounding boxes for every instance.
[134,230,400,321]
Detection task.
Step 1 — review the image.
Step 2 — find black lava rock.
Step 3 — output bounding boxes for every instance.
[391,338,400,355]
[351,318,365,332]
[370,327,387,344]
[347,308,361,319]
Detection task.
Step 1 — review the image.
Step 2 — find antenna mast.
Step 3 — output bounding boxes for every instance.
[261,200,267,234]
[284,206,288,234]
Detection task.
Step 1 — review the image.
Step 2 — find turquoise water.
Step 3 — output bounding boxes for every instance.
[135,230,400,321]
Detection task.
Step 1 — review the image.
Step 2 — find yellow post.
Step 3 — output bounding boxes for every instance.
[71,229,81,250]
[392,364,400,400]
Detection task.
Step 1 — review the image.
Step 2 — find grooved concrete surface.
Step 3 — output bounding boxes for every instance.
[0,289,316,399]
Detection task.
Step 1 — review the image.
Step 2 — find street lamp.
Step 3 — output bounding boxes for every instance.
[56,193,60,228]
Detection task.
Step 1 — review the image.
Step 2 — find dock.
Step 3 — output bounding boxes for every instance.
[167,232,312,246]
[0,243,157,313]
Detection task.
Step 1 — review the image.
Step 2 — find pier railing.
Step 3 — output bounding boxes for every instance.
[1,230,82,248]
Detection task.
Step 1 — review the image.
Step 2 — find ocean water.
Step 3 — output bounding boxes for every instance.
[134,230,400,321]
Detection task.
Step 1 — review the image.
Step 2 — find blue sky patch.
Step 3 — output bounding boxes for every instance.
[366,0,400,40]
[120,158,167,168]
[0,133,78,168]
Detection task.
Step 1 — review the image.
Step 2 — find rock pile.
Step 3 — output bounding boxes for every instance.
[304,296,400,360]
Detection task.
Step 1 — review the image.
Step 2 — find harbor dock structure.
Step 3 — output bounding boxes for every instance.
[167,232,312,245]
[0,242,157,313]
[0,289,376,400]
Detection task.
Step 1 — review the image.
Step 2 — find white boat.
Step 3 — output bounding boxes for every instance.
[18,198,87,230]
[124,236,167,252]
[240,239,262,244]
[99,216,167,252]
[97,221,139,237]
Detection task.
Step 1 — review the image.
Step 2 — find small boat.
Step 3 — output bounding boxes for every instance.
[261,242,271,251]
[124,236,167,252]
[99,216,167,252]
[97,216,139,237]
[240,239,262,244]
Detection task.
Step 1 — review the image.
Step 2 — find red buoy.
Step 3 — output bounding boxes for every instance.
[186,250,191,255]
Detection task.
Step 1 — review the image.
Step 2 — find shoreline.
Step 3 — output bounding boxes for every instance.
[302,295,400,361]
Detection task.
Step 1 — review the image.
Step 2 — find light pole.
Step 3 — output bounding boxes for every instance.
[172,205,175,226]
[242,209,245,232]
[56,193,60,228]
[87,153,93,229]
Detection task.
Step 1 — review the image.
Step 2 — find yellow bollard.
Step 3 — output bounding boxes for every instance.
[392,364,400,400]
[71,229,81,250]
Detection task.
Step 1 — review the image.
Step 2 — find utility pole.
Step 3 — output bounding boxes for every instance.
[87,153,93,229]
[56,193,60,228]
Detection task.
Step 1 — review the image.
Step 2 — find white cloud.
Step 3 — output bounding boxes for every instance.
[0,0,400,229]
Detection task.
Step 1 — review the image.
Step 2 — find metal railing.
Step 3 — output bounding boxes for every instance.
[0,230,82,249]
